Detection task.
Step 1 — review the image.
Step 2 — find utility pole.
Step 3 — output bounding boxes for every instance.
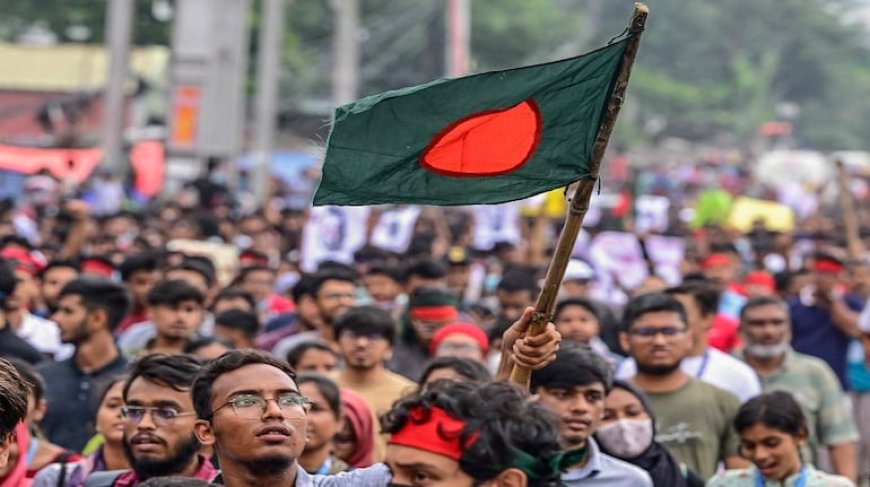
[445,0,470,77]
[252,0,286,206]
[331,0,359,105]
[102,0,135,180]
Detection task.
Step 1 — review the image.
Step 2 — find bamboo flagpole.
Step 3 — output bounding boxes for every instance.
[510,3,649,385]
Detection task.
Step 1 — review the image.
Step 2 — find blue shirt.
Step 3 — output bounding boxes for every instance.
[561,438,653,487]
[789,294,864,390]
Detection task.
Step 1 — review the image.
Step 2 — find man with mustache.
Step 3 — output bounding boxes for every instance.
[737,295,859,483]
[618,292,747,480]
[104,354,216,486]
[531,343,653,486]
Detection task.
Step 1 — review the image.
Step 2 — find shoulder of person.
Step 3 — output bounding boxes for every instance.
[704,467,753,486]
[312,463,391,486]
[597,451,653,485]
[808,469,856,487]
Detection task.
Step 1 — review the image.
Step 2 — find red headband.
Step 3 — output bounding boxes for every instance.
[409,305,459,322]
[814,260,844,274]
[430,322,489,355]
[701,253,731,269]
[388,406,478,460]
[82,260,114,277]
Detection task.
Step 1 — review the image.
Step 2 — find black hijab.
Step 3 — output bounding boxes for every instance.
[595,380,689,487]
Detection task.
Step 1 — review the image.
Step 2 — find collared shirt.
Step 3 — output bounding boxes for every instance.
[113,455,218,486]
[212,463,391,486]
[561,438,653,486]
[738,347,859,461]
[707,464,853,486]
[37,353,128,451]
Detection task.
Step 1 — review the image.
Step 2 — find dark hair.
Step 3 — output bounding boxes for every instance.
[739,295,789,322]
[0,358,29,438]
[8,358,45,402]
[530,343,613,393]
[296,373,341,419]
[38,260,80,279]
[286,341,336,369]
[166,259,215,288]
[138,477,218,487]
[214,309,260,340]
[333,306,395,345]
[237,265,274,283]
[192,349,297,420]
[183,336,235,355]
[419,356,493,386]
[496,268,540,295]
[58,277,132,332]
[734,391,807,438]
[621,293,687,332]
[310,268,357,297]
[0,260,17,309]
[665,280,721,317]
[381,380,563,486]
[123,354,203,400]
[553,297,601,323]
[95,375,127,408]
[365,265,403,283]
[118,253,160,282]
[402,259,447,282]
[147,279,205,307]
[212,287,256,311]
[290,275,316,303]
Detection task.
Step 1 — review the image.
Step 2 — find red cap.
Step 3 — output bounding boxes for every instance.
[430,322,489,355]
[700,253,732,269]
[813,259,844,275]
[81,257,115,277]
[1,248,44,276]
[744,271,775,291]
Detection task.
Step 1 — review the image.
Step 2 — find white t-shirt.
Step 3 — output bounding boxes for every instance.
[17,312,73,360]
[615,347,762,403]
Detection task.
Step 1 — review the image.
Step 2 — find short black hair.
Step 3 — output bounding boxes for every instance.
[310,268,357,297]
[530,343,613,393]
[419,356,493,387]
[290,275,316,303]
[166,259,215,288]
[0,259,17,309]
[123,354,203,400]
[496,268,540,295]
[333,306,395,345]
[296,373,341,419]
[402,259,447,282]
[0,358,29,439]
[365,265,403,283]
[59,277,132,332]
[214,309,260,340]
[286,340,336,369]
[147,279,205,307]
[38,260,80,279]
[192,349,297,420]
[237,265,274,283]
[183,336,235,355]
[118,253,160,282]
[7,358,45,402]
[665,280,721,317]
[621,292,688,332]
[553,297,600,322]
[212,287,256,311]
[734,390,807,438]
[740,295,789,322]
[381,380,563,486]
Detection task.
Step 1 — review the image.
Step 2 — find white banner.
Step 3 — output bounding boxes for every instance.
[370,206,421,253]
[300,206,371,272]
[472,202,521,251]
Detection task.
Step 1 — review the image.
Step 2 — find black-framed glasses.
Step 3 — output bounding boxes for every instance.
[210,393,313,420]
[628,326,686,340]
[120,406,196,427]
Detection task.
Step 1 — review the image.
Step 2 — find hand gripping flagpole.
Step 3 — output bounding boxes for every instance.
[510,3,649,386]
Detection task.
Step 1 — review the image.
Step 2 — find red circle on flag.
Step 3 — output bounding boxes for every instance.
[421,99,542,177]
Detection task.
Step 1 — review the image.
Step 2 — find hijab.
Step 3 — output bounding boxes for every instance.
[339,389,375,468]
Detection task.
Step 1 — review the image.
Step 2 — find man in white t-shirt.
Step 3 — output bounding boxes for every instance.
[616,279,761,403]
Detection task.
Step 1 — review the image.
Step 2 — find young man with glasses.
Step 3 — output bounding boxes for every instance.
[618,292,747,480]
[737,295,859,483]
[90,354,217,486]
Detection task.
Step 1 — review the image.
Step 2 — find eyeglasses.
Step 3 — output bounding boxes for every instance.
[120,406,196,427]
[628,326,686,340]
[210,393,313,420]
[744,318,787,327]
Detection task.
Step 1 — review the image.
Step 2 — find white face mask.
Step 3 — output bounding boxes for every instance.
[595,418,653,459]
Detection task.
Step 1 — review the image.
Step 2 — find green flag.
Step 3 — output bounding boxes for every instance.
[314,35,632,206]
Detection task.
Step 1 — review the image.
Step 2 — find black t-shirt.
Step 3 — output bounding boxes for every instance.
[0,324,45,364]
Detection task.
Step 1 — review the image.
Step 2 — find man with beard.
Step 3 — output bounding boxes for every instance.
[618,293,746,480]
[531,343,653,486]
[331,306,415,461]
[736,295,859,482]
[101,354,216,486]
[38,277,130,450]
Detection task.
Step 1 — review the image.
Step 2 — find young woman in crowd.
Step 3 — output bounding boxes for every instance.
[596,379,705,487]
[296,374,350,475]
[706,390,854,487]
[333,389,374,469]
[33,376,130,487]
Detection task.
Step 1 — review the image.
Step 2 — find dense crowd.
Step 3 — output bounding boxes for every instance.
[0,160,867,487]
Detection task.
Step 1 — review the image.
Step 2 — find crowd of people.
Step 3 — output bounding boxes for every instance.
[0,157,867,487]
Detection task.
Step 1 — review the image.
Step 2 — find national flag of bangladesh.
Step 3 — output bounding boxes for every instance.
[314,35,632,206]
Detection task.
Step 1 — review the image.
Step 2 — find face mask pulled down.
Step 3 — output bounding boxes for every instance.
[595,418,653,459]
